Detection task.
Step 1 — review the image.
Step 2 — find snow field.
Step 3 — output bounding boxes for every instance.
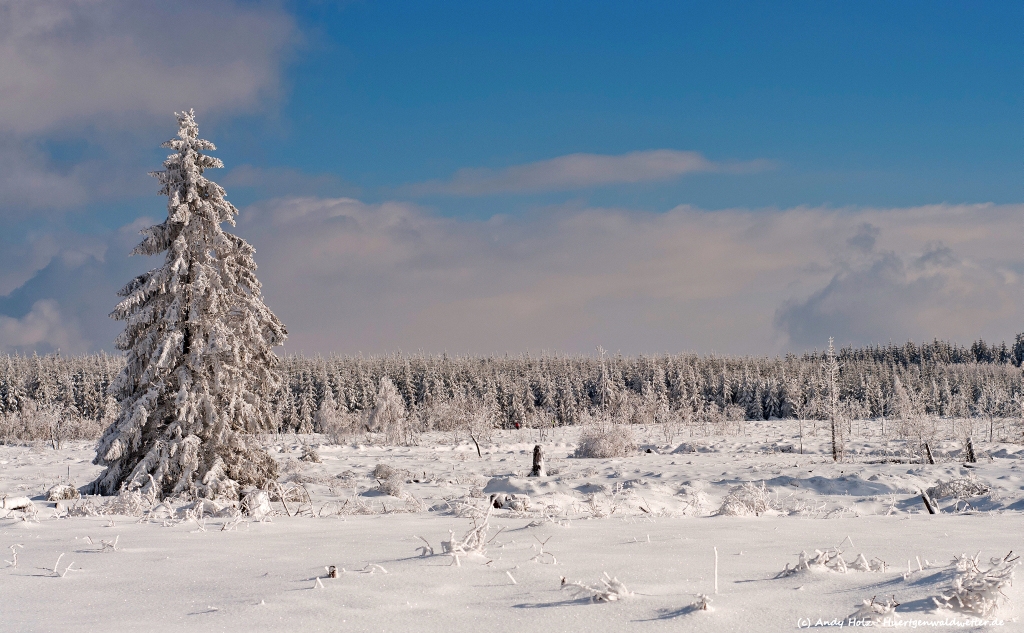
[2,421,1023,631]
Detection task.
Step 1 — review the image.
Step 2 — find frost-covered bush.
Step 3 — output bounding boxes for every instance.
[933,552,1018,616]
[851,596,899,624]
[561,572,631,602]
[46,484,80,501]
[716,481,779,516]
[373,463,408,497]
[300,445,321,463]
[574,417,636,458]
[0,400,102,446]
[240,489,272,519]
[927,477,990,500]
[777,546,886,577]
[321,411,367,445]
[369,377,414,445]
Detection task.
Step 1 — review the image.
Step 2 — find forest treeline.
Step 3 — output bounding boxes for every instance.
[2,336,1024,443]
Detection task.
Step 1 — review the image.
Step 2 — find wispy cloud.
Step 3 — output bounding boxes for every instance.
[408,150,773,196]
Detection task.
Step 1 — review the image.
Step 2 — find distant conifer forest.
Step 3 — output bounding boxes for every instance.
[3,336,1024,446]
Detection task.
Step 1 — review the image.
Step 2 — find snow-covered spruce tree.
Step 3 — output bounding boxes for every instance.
[87,110,287,499]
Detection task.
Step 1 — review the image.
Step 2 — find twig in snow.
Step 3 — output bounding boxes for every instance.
[530,535,556,564]
[5,544,23,568]
[414,535,434,556]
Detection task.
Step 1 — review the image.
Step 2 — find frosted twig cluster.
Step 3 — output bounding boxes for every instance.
[560,572,631,602]
[933,551,1018,616]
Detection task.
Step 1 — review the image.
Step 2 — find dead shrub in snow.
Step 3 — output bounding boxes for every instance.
[573,417,636,458]
[373,462,408,498]
[300,445,321,463]
[46,484,80,501]
[101,485,158,516]
[933,552,1019,616]
[927,477,990,501]
[240,489,272,519]
[777,544,886,577]
[377,476,405,498]
[715,481,780,516]
[851,596,900,624]
[560,572,631,602]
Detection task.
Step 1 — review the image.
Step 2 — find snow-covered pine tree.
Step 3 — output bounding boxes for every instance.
[87,110,287,499]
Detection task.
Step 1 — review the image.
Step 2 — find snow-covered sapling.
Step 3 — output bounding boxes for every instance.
[88,110,286,500]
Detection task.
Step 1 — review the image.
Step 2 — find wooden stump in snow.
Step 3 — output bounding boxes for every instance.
[529,444,546,477]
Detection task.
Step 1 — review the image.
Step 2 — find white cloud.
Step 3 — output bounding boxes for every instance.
[7,199,1023,355]
[409,150,772,195]
[0,300,83,353]
[232,199,1024,355]
[0,0,298,135]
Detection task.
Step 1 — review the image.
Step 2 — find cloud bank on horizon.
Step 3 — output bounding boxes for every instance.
[3,197,1021,356]
[0,1,1019,357]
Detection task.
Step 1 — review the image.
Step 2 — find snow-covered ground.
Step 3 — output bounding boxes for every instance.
[2,422,1022,632]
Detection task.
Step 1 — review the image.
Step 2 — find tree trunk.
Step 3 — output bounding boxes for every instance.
[529,444,545,477]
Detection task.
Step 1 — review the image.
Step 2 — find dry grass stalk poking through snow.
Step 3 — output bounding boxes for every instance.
[933,551,1018,616]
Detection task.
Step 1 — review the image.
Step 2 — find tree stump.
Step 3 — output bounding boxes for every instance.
[529,444,546,477]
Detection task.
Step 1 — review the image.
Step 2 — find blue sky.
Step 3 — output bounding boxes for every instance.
[0,1,1021,355]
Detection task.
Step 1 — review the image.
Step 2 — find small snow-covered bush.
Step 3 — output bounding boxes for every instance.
[716,481,779,516]
[46,484,80,501]
[300,445,321,463]
[101,485,158,517]
[574,421,636,458]
[373,463,408,498]
[378,476,405,498]
[933,552,1018,616]
[489,492,530,512]
[927,477,990,500]
[240,490,272,519]
[372,463,401,479]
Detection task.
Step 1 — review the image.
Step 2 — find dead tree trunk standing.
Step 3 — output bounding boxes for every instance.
[920,492,936,514]
[529,444,545,477]
[965,437,977,463]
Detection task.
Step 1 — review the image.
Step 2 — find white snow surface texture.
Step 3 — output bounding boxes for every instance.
[2,423,1023,632]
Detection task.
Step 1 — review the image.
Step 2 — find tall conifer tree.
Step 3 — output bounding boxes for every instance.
[88,110,286,498]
